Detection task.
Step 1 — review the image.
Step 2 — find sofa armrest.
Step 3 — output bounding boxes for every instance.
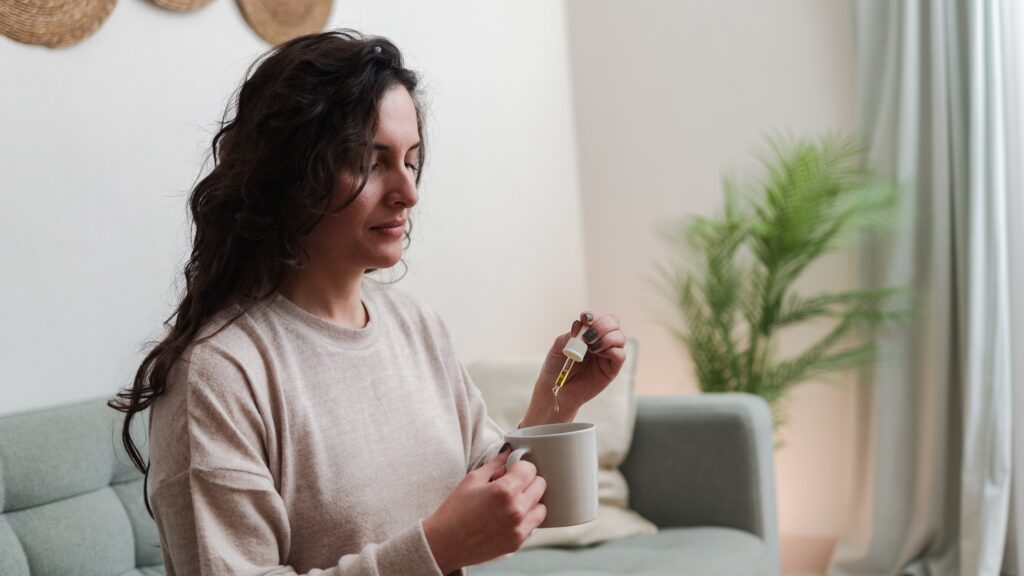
[620,393,778,545]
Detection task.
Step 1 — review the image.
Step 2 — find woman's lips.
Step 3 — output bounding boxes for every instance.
[371,221,405,238]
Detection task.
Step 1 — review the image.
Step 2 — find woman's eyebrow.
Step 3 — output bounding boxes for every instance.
[372,141,422,152]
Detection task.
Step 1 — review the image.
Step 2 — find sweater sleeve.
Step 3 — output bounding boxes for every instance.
[150,346,445,576]
[420,308,506,472]
[457,360,508,472]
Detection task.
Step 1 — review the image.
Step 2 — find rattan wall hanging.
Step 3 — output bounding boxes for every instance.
[236,0,332,46]
[0,0,333,48]
[0,0,118,48]
[150,0,215,11]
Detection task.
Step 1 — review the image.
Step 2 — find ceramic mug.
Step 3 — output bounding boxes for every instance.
[504,422,598,528]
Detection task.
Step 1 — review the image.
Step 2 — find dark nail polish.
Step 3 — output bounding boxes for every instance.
[500,442,512,453]
[583,328,599,342]
[588,339,603,351]
[584,312,594,323]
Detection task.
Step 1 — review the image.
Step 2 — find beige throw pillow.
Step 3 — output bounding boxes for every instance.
[466,339,657,548]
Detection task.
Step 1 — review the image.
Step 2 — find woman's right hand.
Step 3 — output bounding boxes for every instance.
[422,448,547,574]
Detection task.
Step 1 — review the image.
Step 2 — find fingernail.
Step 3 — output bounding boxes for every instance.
[583,328,599,343]
[588,339,603,351]
[584,312,594,323]
[500,442,512,453]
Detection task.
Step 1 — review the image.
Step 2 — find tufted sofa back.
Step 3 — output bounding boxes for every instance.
[0,399,163,576]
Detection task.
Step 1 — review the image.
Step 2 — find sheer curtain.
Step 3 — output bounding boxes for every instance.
[829,1,1023,575]
[1002,0,1024,573]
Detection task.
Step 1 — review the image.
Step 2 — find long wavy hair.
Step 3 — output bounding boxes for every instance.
[108,29,426,515]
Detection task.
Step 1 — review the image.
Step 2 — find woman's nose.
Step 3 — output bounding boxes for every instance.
[387,167,419,207]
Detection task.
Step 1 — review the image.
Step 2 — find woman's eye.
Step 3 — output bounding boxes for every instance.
[406,163,420,173]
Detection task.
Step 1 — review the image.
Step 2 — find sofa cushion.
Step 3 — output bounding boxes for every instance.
[471,527,772,575]
[0,399,163,576]
[5,488,137,576]
[466,339,657,548]
[0,517,29,576]
[0,400,127,512]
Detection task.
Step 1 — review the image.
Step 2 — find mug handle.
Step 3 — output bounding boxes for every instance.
[505,447,531,472]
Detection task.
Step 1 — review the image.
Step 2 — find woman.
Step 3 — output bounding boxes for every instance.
[111,29,626,576]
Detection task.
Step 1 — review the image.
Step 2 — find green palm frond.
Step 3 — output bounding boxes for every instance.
[659,133,911,433]
[776,286,912,327]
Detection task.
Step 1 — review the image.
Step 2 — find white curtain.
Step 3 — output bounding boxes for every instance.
[829,1,1023,575]
[1002,0,1024,573]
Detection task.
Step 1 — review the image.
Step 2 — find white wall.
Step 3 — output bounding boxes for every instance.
[0,0,586,414]
[565,0,858,572]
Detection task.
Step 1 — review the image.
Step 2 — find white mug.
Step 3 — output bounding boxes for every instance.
[504,422,598,528]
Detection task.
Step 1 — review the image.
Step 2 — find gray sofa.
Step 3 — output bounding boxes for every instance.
[0,394,779,576]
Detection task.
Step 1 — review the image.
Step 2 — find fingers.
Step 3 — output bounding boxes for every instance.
[571,313,624,355]
[525,502,547,531]
[570,311,596,338]
[600,343,627,365]
[497,459,538,493]
[496,460,546,532]
[474,446,511,482]
[520,475,546,510]
[585,327,625,355]
[487,444,512,481]
[570,320,586,340]
[518,477,548,537]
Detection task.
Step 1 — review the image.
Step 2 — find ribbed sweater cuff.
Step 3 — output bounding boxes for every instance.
[374,519,445,576]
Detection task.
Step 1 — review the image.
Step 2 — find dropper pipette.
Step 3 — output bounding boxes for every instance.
[551,324,590,412]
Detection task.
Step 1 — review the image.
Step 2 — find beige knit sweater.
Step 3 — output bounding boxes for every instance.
[148,278,507,575]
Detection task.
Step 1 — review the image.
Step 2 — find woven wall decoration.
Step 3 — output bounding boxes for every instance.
[150,0,215,11]
[0,0,118,48]
[0,0,333,48]
[236,0,332,46]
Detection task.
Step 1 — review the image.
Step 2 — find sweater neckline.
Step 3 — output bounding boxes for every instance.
[268,283,382,350]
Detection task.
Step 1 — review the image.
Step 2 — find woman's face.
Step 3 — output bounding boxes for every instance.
[304,85,422,278]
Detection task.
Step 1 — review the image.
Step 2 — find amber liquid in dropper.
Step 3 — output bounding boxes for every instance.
[551,358,574,413]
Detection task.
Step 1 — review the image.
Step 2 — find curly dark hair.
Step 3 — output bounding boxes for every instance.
[108,29,426,515]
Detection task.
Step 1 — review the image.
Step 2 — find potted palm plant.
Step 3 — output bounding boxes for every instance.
[658,133,911,432]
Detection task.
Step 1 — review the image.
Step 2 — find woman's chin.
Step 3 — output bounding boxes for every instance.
[372,252,404,270]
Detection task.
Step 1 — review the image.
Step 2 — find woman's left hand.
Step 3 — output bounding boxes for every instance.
[522,312,626,425]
